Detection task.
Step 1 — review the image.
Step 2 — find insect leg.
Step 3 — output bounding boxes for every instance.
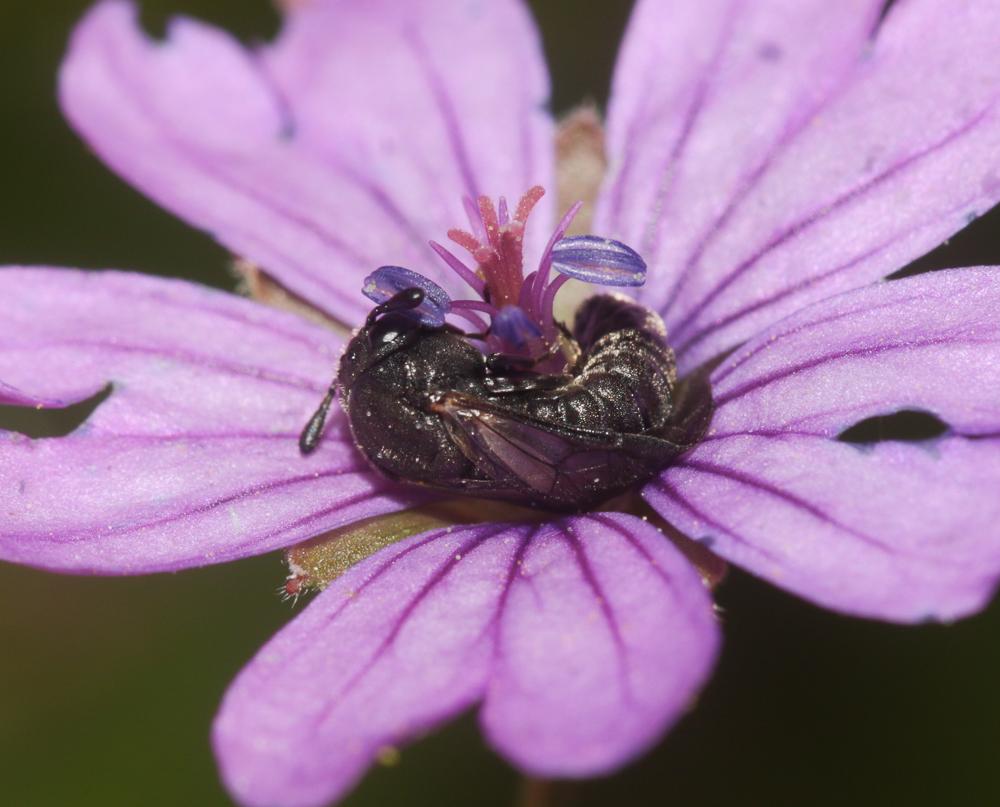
[486,352,537,374]
[302,288,430,454]
[483,373,571,394]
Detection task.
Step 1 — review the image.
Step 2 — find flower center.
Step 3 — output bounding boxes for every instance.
[365,186,647,371]
[290,188,719,593]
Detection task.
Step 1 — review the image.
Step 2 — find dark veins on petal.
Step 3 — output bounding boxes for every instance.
[8,338,326,393]
[650,4,885,319]
[672,106,995,355]
[673,457,906,557]
[649,476,784,565]
[33,465,370,547]
[561,528,632,702]
[403,26,482,203]
[713,335,999,409]
[100,30,372,316]
[304,525,513,730]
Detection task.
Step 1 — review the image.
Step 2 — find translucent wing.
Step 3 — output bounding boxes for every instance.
[431,392,685,510]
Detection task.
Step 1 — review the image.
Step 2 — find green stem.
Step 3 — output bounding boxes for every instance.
[514,777,580,807]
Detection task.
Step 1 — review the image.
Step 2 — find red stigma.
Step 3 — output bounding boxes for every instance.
[449,185,545,307]
[429,185,587,367]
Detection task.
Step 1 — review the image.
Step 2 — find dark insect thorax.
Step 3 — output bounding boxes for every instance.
[338,314,488,485]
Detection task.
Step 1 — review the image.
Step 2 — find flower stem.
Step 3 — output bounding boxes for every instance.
[514,777,580,807]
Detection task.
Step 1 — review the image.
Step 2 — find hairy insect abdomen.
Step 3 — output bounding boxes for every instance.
[509,295,677,437]
[575,329,676,432]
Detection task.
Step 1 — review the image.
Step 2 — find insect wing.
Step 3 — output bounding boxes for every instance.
[433,394,671,507]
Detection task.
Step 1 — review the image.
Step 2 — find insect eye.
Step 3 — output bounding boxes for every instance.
[399,288,424,307]
[369,314,414,347]
[376,327,402,345]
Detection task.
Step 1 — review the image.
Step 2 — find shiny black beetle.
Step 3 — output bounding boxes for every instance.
[300,289,707,511]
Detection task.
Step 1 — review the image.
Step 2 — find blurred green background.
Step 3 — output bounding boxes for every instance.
[2,2,1000,805]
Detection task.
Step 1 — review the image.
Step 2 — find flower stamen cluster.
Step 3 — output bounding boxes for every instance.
[365,185,647,369]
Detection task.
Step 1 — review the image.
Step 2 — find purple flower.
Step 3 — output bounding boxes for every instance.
[3,0,1000,805]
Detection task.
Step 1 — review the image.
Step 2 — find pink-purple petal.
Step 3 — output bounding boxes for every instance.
[59,0,554,325]
[213,514,718,807]
[0,379,105,409]
[264,0,555,255]
[599,0,881,314]
[647,269,1000,622]
[480,513,719,777]
[214,523,513,807]
[599,0,1000,373]
[0,268,419,574]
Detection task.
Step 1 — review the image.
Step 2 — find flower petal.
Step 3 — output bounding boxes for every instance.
[598,0,1000,372]
[646,268,1000,622]
[213,522,513,807]
[0,268,419,574]
[59,0,553,325]
[0,379,105,409]
[479,513,718,777]
[213,514,717,806]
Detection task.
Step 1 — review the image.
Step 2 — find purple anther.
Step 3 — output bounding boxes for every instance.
[550,236,647,287]
[362,265,451,327]
[428,241,486,295]
[491,304,543,349]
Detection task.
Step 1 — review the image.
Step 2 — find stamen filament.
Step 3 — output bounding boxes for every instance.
[463,196,486,242]
[497,196,510,227]
[519,271,538,315]
[451,299,500,318]
[532,201,583,315]
[540,273,570,342]
[449,307,491,333]
[429,240,485,295]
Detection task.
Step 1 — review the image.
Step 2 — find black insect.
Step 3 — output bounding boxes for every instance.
[300,290,709,511]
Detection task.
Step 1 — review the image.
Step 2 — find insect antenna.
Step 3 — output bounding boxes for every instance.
[299,379,337,455]
[301,288,429,455]
[365,287,426,327]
